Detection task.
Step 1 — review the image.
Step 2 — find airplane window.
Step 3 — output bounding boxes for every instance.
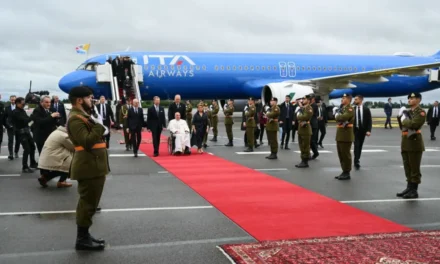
[244,66,248,70]
[338,67,342,71]
[273,66,277,70]
[202,65,206,70]
[344,67,347,71]
[297,66,300,70]
[144,65,149,70]
[262,66,265,70]
[362,67,366,71]
[302,66,305,71]
[349,67,352,71]
[227,66,231,70]
[233,66,236,70]
[196,66,200,70]
[85,63,99,71]
[215,66,219,71]
[183,65,188,70]
[307,67,311,71]
[312,67,316,71]
[221,66,224,71]
[268,66,271,70]
[328,67,332,71]
[354,67,357,71]
[250,66,254,71]
[318,67,321,71]
[239,66,243,70]
[151,65,155,70]
[76,63,86,70]
[323,67,326,71]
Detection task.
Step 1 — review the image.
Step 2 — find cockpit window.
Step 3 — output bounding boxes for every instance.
[77,62,100,71]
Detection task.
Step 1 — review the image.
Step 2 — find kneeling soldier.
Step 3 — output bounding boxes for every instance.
[67,86,109,250]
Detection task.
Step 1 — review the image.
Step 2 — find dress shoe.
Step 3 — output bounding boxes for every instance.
[38,177,48,188]
[210,136,217,142]
[14,153,19,158]
[224,141,233,147]
[319,143,324,148]
[8,155,13,160]
[401,183,419,199]
[22,167,33,173]
[30,163,38,169]
[284,146,290,150]
[153,153,158,157]
[57,181,72,188]
[310,153,319,160]
[396,183,410,197]
[354,163,360,170]
[75,237,105,251]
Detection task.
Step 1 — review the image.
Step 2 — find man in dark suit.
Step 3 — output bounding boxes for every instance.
[427,101,439,140]
[4,95,20,160]
[97,96,115,149]
[353,95,372,169]
[309,94,319,159]
[279,95,294,149]
[30,96,60,154]
[317,99,328,148]
[384,98,393,129]
[146,96,166,157]
[291,100,298,142]
[50,95,67,126]
[168,94,186,123]
[127,99,145,157]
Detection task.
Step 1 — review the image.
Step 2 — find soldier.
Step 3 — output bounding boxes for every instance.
[396,92,426,199]
[203,103,211,148]
[265,97,280,159]
[186,100,192,128]
[295,95,313,168]
[67,86,109,250]
[334,93,354,180]
[244,97,257,152]
[210,100,219,142]
[119,99,132,151]
[224,99,234,146]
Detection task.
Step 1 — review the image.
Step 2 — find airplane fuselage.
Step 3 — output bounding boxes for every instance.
[58,51,440,102]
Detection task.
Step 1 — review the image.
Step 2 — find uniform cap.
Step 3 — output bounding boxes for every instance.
[305,94,312,99]
[248,96,255,101]
[271,97,278,102]
[408,92,422,99]
[69,86,93,98]
[342,93,352,98]
[308,93,315,98]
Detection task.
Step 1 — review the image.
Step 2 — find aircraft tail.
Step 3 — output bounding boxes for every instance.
[431,50,440,58]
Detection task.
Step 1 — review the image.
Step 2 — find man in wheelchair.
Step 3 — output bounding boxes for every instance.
[167,112,191,155]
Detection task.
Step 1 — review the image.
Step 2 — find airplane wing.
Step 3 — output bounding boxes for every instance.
[286,61,440,92]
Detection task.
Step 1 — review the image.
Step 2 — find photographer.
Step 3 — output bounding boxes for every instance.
[31,95,60,154]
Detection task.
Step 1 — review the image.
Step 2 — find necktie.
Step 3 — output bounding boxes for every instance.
[135,108,137,114]
[357,106,362,127]
[435,107,437,118]
[102,105,106,119]
[55,103,58,111]
[318,107,321,118]
[286,103,289,118]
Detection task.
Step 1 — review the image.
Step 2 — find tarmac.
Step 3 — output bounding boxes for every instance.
[0,124,439,264]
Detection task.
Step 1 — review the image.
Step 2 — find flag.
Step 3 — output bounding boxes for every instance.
[75,43,90,54]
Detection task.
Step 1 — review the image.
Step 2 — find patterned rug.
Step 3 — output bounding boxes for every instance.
[218,230,440,264]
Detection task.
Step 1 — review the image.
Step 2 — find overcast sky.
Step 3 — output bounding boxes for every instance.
[1,0,440,104]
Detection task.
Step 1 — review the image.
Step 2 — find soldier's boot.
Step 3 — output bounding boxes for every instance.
[8,151,13,160]
[295,159,309,168]
[210,136,217,142]
[75,226,105,251]
[243,147,253,152]
[402,183,419,199]
[396,183,411,197]
[266,152,277,159]
[225,140,233,147]
[337,172,351,180]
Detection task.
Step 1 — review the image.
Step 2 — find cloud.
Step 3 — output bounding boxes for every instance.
[1,0,440,102]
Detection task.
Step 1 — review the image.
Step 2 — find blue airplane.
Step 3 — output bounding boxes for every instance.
[58,50,440,111]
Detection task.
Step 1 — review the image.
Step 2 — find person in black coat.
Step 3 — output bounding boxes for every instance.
[279,95,294,149]
[96,96,115,149]
[30,96,59,154]
[168,94,186,123]
[146,96,166,157]
[50,95,67,126]
[316,99,328,148]
[127,99,146,157]
[427,101,439,140]
[353,95,372,169]
[309,94,319,159]
[192,103,209,153]
[4,95,20,159]
[384,98,393,129]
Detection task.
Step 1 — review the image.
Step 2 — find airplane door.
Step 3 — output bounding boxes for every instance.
[134,65,143,82]
[429,68,439,82]
[96,64,112,82]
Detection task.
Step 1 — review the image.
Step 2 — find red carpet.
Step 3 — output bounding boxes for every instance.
[218,230,440,263]
[139,132,410,241]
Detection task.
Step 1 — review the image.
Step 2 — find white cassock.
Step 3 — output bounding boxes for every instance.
[167,119,191,152]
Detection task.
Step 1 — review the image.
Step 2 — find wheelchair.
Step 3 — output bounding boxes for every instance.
[167,131,191,155]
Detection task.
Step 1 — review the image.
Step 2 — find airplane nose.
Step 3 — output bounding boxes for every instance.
[58,73,72,94]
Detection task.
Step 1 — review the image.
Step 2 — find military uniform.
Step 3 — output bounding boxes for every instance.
[265,102,280,159]
[224,103,234,146]
[244,102,257,152]
[67,87,108,251]
[119,104,131,150]
[210,103,219,141]
[334,98,354,180]
[295,99,313,168]
[397,92,426,199]
[186,103,192,128]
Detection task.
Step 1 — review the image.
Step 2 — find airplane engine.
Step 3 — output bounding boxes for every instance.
[261,83,314,105]
[218,99,249,112]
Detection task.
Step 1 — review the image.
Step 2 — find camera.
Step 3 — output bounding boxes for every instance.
[25,90,50,104]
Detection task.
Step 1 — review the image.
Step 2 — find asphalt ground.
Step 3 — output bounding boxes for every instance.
[0,124,439,263]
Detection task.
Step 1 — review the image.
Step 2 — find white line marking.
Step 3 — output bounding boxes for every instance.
[157,171,169,174]
[0,156,8,159]
[235,151,271,155]
[109,154,146,157]
[207,152,214,155]
[399,165,440,168]
[0,237,253,259]
[407,222,440,228]
[0,206,214,216]
[341,198,440,204]
[0,174,20,177]
[425,149,440,152]
[255,168,288,171]
[352,149,388,152]
[294,150,333,153]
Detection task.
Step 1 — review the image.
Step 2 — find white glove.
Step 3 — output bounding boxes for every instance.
[398,106,406,116]
[103,126,109,136]
[90,114,103,125]
[296,112,300,117]
[332,107,338,116]
[400,115,406,122]
[295,107,300,113]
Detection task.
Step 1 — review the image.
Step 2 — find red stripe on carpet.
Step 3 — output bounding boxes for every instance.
[139,132,411,241]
